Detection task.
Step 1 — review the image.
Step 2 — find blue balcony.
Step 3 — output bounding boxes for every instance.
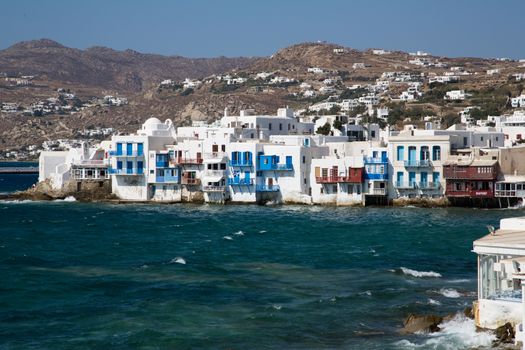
[395,181,417,189]
[404,160,431,168]
[418,182,440,190]
[156,161,169,168]
[364,173,389,180]
[109,168,143,175]
[156,176,178,183]
[228,178,254,185]
[364,156,388,164]
[229,160,253,167]
[109,150,144,157]
[259,163,293,171]
[256,184,280,192]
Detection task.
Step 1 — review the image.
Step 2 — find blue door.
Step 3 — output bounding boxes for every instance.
[117,160,123,170]
[127,161,133,174]
[286,156,292,167]
[381,151,387,162]
[409,172,416,187]
[433,172,440,186]
[396,172,404,186]
[116,143,123,156]
[137,161,143,174]
[244,171,250,184]
[137,143,144,156]
[408,146,416,162]
[126,143,133,156]
[421,172,428,186]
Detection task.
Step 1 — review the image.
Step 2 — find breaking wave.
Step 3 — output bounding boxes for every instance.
[438,288,461,298]
[400,267,442,278]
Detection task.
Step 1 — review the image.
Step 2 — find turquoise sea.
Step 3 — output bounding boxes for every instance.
[0,165,522,349]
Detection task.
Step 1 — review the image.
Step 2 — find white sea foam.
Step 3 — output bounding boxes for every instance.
[169,257,186,265]
[259,230,267,233]
[54,196,76,202]
[359,290,372,296]
[428,298,441,305]
[446,278,470,283]
[3,199,33,204]
[223,236,233,240]
[438,288,461,298]
[394,314,495,349]
[272,304,282,310]
[233,230,244,236]
[400,267,442,278]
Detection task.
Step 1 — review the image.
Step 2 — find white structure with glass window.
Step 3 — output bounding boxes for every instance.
[473,217,525,330]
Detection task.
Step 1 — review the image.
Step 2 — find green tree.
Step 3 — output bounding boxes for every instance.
[316,122,332,135]
[333,119,344,131]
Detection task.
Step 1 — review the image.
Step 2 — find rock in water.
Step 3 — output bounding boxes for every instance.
[399,314,443,334]
[463,306,474,320]
[493,322,515,345]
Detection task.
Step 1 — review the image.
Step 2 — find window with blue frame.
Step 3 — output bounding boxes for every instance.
[231,151,238,163]
[126,161,133,174]
[397,146,404,161]
[433,172,440,184]
[137,143,144,156]
[137,161,143,174]
[286,156,292,166]
[117,161,123,169]
[116,143,123,156]
[156,154,168,167]
[432,146,441,161]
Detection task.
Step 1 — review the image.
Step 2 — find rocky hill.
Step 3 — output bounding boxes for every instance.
[0,39,257,92]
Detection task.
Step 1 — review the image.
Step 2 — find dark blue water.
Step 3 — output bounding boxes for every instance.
[0,162,38,194]
[0,200,521,349]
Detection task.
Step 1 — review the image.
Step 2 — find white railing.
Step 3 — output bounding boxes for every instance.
[369,188,387,195]
[204,170,226,177]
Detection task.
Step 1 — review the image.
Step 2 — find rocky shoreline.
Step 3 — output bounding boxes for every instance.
[400,308,520,349]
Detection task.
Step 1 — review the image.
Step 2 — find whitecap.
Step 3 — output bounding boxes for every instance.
[233,230,244,236]
[438,288,461,298]
[359,290,372,296]
[259,230,267,233]
[223,236,233,240]
[272,304,282,310]
[428,298,441,305]
[400,267,442,278]
[170,257,186,265]
[446,278,470,283]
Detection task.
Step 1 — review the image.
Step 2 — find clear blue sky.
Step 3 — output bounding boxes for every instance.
[1,0,522,58]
